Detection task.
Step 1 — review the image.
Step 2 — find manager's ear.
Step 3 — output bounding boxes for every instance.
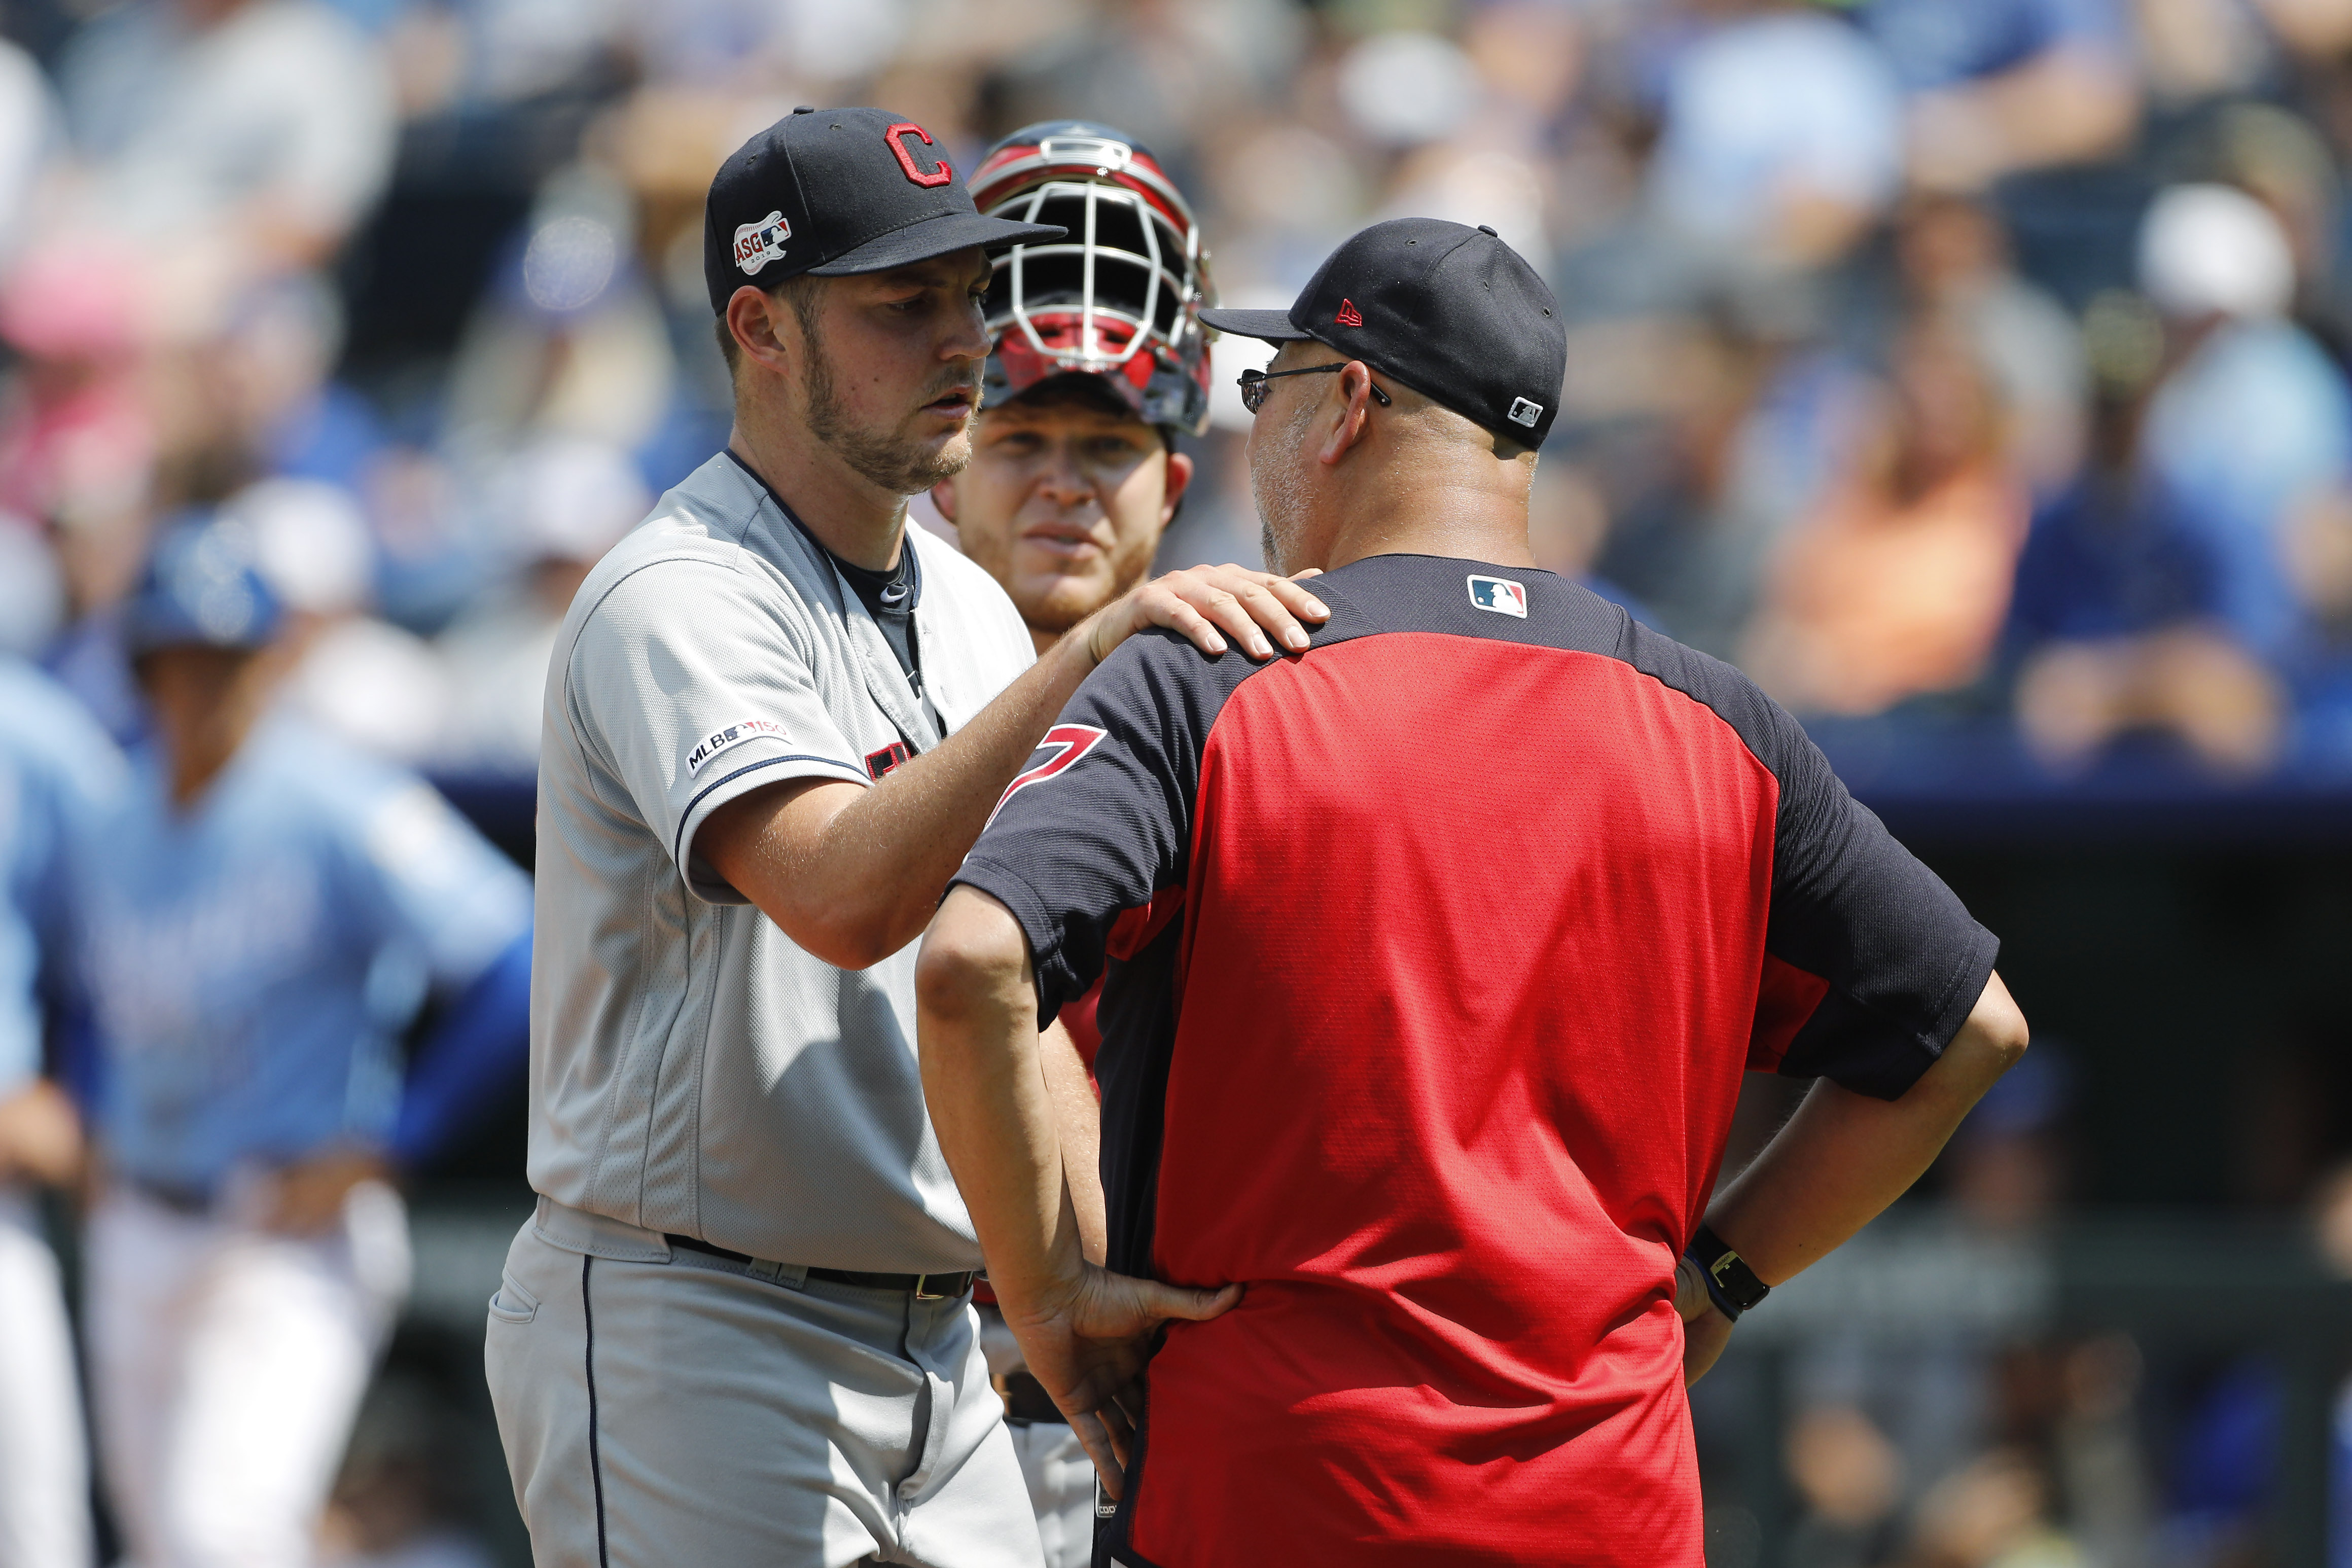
[930,475,961,524]
[1317,361,1379,469]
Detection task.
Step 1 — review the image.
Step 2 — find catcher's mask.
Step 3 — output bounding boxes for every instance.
[968,121,1216,438]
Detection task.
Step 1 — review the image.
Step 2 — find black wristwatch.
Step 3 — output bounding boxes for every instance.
[1686,1223,1770,1322]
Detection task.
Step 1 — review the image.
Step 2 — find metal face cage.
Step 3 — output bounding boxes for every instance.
[987,175,1202,374]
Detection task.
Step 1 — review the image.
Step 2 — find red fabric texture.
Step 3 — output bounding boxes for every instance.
[1129,634,1785,1565]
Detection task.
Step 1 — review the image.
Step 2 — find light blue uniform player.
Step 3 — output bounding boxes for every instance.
[77,518,534,1568]
[0,655,123,1568]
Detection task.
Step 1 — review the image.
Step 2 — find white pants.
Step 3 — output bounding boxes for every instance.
[975,1308,1097,1568]
[0,1188,91,1568]
[485,1199,1044,1568]
[1003,1423,1094,1568]
[85,1180,410,1568]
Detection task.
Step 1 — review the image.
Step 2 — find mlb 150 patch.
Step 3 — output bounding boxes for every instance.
[1467,575,1527,618]
[687,718,788,776]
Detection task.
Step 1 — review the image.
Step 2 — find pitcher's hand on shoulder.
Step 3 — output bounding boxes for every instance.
[1085,565,1328,667]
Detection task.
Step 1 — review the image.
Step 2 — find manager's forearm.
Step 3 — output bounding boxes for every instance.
[916,886,1089,1306]
[1705,971,2028,1285]
[1040,1020,1107,1265]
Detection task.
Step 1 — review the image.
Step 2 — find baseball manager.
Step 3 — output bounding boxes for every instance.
[484,108,1325,1568]
[917,218,2032,1564]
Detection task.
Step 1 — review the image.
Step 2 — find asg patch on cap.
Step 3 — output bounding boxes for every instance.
[734,211,791,276]
[702,106,1065,313]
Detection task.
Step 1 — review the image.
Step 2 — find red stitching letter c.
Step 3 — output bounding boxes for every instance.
[887,123,953,188]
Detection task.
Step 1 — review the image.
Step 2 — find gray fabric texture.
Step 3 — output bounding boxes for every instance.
[486,1202,1044,1568]
[526,452,1035,1270]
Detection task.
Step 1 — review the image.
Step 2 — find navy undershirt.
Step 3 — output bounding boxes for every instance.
[833,549,922,690]
[725,449,923,690]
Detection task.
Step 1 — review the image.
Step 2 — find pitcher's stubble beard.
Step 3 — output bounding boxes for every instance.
[802,318,977,495]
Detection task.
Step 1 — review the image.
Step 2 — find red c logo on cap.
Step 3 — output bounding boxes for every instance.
[887,123,953,188]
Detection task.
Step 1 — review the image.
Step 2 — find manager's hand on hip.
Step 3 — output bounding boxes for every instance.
[1006,1262,1241,1500]
[1085,564,1329,667]
[1673,1253,1735,1387]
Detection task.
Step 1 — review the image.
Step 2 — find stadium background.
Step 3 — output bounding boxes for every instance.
[4,0,2352,1563]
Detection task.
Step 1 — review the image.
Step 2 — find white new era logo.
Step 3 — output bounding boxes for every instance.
[1467,575,1527,617]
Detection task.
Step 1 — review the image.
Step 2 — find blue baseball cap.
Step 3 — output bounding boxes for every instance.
[122,515,283,656]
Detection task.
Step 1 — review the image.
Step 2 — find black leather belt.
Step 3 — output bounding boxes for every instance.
[664,1234,976,1300]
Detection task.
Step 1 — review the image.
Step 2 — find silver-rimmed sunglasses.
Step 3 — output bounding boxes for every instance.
[1236,363,1394,415]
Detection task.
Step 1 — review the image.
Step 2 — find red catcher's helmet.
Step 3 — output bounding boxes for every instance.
[968,121,1216,437]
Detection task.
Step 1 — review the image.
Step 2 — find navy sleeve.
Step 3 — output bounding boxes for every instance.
[389,925,533,1170]
[1620,620,1998,1100]
[952,630,1240,1023]
[1756,711,2000,1098]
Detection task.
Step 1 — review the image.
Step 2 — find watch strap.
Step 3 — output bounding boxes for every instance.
[1687,1222,1769,1321]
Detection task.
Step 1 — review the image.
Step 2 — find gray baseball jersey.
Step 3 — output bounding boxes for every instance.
[528,451,1036,1272]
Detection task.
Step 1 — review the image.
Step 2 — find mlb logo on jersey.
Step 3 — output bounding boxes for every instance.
[1467,575,1527,618]
[687,718,788,775]
[734,211,791,275]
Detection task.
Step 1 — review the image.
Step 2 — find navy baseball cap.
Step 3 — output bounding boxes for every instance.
[704,106,1066,314]
[122,514,283,656]
[1200,218,1566,447]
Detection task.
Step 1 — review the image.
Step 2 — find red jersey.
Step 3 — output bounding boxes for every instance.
[956,554,1995,1565]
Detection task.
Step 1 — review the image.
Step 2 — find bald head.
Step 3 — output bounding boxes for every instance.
[1246,342,1539,576]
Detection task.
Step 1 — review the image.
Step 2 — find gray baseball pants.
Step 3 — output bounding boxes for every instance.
[486,1198,1044,1568]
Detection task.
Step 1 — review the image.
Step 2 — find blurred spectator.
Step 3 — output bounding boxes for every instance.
[0,35,57,270]
[0,521,66,656]
[0,237,159,619]
[52,0,396,281]
[1584,282,1875,658]
[1892,195,2087,490]
[2006,292,2287,775]
[224,271,386,496]
[440,165,671,471]
[432,437,646,773]
[2139,184,2352,662]
[233,474,454,764]
[1903,1444,2079,1568]
[987,0,1303,181]
[1780,1050,2146,1568]
[77,516,531,1568]
[1741,318,2029,717]
[0,655,120,1568]
[318,1378,497,1568]
[1859,0,2141,192]
[1647,1,1905,269]
[1785,1402,1906,1567]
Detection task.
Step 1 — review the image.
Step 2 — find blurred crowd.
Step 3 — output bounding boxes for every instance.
[13,0,2352,780]
[3,1,2352,1565]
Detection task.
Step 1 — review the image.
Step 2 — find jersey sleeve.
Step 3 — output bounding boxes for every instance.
[352,778,533,990]
[1750,707,1999,1100]
[952,632,1221,1024]
[566,558,872,903]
